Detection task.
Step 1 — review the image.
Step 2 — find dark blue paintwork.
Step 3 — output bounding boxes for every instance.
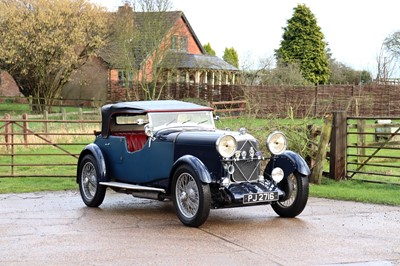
[171,155,212,184]
[95,135,174,185]
[92,128,225,187]
[173,130,225,181]
[77,143,108,182]
[264,150,311,179]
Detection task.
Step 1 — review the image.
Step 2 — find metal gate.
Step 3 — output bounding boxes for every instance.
[0,115,99,178]
[346,116,400,184]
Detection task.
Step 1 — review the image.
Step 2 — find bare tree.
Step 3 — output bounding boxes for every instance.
[240,53,275,86]
[106,0,177,100]
[0,0,108,112]
[375,44,397,83]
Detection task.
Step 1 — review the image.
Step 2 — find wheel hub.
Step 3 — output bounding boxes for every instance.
[180,191,188,201]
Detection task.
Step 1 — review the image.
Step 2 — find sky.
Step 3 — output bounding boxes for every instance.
[90,0,400,76]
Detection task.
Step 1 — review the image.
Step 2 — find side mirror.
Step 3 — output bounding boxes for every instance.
[214,115,220,121]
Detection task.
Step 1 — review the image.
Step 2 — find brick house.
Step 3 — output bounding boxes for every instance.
[62,5,239,104]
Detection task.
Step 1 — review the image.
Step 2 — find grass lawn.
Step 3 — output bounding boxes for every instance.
[310,178,400,205]
[0,177,77,193]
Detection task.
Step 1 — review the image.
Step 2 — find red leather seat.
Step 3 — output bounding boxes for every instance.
[113,132,147,152]
[127,133,147,151]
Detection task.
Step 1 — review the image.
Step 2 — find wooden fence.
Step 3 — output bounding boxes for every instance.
[224,84,400,118]
[4,84,400,118]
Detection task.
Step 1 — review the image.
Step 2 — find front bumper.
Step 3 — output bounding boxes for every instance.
[223,180,285,207]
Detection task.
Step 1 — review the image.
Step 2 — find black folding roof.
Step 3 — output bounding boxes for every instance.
[101,100,213,136]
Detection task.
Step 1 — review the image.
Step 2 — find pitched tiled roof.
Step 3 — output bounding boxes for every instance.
[101,9,237,72]
[161,52,239,71]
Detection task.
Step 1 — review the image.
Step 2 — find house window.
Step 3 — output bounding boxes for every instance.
[118,70,133,88]
[180,36,188,52]
[171,35,178,50]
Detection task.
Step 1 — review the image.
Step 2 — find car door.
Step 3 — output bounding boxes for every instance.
[112,137,175,185]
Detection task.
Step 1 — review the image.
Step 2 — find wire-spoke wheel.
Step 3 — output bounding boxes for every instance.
[172,164,210,227]
[78,154,106,207]
[272,172,309,217]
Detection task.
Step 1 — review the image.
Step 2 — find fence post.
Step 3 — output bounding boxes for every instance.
[62,108,67,131]
[309,114,332,184]
[22,113,29,147]
[357,119,366,163]
[314,86,318,116]
[4,113,10,150]
[28,95,33,111]
[43,110,48,133]
[79,108,83,131]
[98,107,102,120]
[11,118,14,176]
[330,111,347,181]
[61,108,67,120]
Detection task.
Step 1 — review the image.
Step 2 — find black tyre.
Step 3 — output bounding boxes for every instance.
[172,164,211,227]
[271,172,309,217]
[78,154,106,207]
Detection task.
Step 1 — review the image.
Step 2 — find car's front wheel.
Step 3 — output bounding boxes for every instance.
[172,164,211,227]
[78,154,106,207]
[271,171,309,217]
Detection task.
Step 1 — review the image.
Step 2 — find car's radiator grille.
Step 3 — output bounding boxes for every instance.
[232,140,261,182]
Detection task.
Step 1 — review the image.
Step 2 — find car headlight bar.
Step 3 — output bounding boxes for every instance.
[216,135,237,158]
[266,131,287,155]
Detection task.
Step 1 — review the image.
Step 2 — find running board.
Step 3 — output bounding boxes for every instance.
[99,181,166,193]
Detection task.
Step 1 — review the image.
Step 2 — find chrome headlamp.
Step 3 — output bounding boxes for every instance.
[266,131,287,155]
[216,135,237,158]
[271,167,284,183]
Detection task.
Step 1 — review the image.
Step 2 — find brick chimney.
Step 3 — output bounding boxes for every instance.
[118,2,133,14]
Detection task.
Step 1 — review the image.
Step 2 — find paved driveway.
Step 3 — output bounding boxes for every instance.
[0,190,399,265]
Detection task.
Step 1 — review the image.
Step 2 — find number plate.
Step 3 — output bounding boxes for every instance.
[243,192,279,204]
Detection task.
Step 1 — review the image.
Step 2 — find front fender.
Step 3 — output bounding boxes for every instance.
[77,143,108,183]
[264,150,310,179]
[170,155,212,184]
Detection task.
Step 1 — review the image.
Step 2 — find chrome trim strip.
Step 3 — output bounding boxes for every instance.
[99,181,166,193]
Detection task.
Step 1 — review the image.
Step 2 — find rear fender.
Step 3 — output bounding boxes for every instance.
[264,150,310,179]
[77,143,108,183]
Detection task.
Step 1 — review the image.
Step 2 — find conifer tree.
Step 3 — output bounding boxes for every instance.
[203,43,216,56]
[275,4,330,84]
[223,47,239,68]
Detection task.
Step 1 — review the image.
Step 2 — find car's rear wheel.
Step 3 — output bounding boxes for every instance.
[172,164,211,227]
[271,171,309,217]
[78,154,106,207]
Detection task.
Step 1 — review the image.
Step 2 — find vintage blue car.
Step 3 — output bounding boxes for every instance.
[77,100,310,227]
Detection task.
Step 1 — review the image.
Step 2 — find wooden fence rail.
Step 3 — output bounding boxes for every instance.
[211,100,246,117]
[0,115,100,177]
